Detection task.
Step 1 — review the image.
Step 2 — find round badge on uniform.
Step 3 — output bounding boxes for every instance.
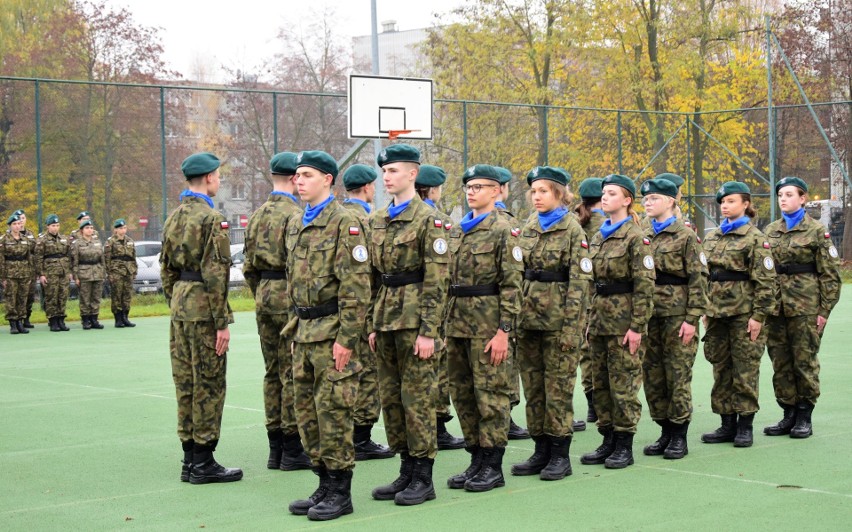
[699,252,707,266]
[763,256,774,270]
[352,245,368,263]
[643,255,655,270]
[829,245,839,258]
[512,246,523,262]
[433,238,448,255]
[580,257,593,273]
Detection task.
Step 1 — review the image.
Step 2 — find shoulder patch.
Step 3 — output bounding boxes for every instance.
[444,223,452,231]
[763,256,774,270]
[581,240,588,249]
[643,237,651,245]
[580,257,593,273]
[434,219,443,228]
[220,221,229,229]
[349,226,360,235]
[512,246,523,262]
[825,232,831,239]
[433,238,448,255]
[763,241,770,249]
[699,252,707,266]
[643,255,655,270]
[511,228,520,237]
[697,236,702,244]
[352,245,368,262]
[829,245,839,259]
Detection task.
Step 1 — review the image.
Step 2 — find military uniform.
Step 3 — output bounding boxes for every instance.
[1,221,35,333]
[35,222,72,331]
[20,227,38,327]
[105,227,137,327]
[578,209,606,416]
[71,228,106,329]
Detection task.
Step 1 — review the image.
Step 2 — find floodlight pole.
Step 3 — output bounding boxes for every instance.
[766,15,776,221]
[370,0,387,207]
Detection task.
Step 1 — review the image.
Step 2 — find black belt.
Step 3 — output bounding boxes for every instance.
[524,269,570,282]
[294,299,338,319]
[78,259,101,265]
[655,272,689,286]
[260,270,286,280]
[595,281,634,296]
[380,269,424,287]
[449,283,500,297]
[179,271,203,282]
[110,256,135,261]
[44,253,66,260]
[4,255,28,261]
[775,263,817,275]
[710,270,750,282]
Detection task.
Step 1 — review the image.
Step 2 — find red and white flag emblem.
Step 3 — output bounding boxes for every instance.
[511,228,520,237]
[349,226,360,235]
[434,219,443,228]
[581,240,588,249]
[825,232,831,239]
[445,223,452,231]
[763,242,770,249]
[220,221,229,229]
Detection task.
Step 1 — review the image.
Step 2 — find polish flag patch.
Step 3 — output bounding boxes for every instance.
[220,221,229,229]
[581,240,588,249]
[697,236,702,244]
[763,242,770,249]
[511,228,521,237]
[434,219,443,228]
[825,232,831,239]
[349,226,360,235]
[643,237,651,245]
[445,223,453,231]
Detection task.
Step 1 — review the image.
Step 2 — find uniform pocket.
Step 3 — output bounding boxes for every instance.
[199,332,226,379]
[326,359,362,409]
[476,350,509,393]
[471,241,497,273]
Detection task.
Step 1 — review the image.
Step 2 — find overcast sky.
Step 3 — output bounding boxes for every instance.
[107,0,464,81]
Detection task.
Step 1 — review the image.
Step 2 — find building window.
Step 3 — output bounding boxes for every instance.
[232,182,247,200]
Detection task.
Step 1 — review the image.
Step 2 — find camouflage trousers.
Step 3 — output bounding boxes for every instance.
[589,334,645,433]
[353,334,382,426]
[3,277,29,320]
[78,280,103,316]
[517,329,578,437]
[42,274,69,318]
[703,314,766,415]
[170,320,227,445]
[108,273,133,314]
[446,336,511,448]
[255,312,298,433]
[434,344,452,419]
[509,339,521,407]
[375,329,437,459]
[766,315,821,406]
[642,316,698,424]
[26,277,36,316]
[293,339,360,471]
[579,341,593,395]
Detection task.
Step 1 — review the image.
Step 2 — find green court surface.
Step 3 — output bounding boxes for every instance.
[2,292,851,531]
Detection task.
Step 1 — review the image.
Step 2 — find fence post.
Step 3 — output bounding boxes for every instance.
[685,116,692,224]
[462,101,468,169]
[35,80,43,232]
[617,111,623,175]
[766,15,777,222]
[543,106,549,166]
[160,87,167,223]
[273,92,279,153]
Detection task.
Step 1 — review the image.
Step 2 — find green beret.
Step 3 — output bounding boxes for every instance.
[181,152,220,179]
[7,213,21,225]
[114,218,127,228]
[416,165,447,188]
[343,164,377,190]
[640,178,678,198]
[655,172,684,188]
[377,144,421,167]
[602,174,636,197]
[526,166,570,186]
[495,167,513,185]
[715,181,751,203]
[296,150,339,178]
[775,176,808,194]
[462,164,501,184]
[578,177,603,199]
[270,152,299,176]
[79,219,93,229]
[76,211,90,220]
[45,214,60,225]
[13,209,25,216]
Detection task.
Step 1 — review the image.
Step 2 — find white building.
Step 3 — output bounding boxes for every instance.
[352,20,430,77]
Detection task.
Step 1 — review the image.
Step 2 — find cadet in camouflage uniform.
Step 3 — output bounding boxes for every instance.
[700,181,776,448]
[69,211,98,243]
[639,179,708,460]
[35,214,72,332]
[367,144,449,507]
[104,219,137,328]
[1,213,34,334]
[443,165,522,493]
[283,151,371,522]
[340,164,395,461]
[242,152,312,471]
[763,177,840,439]
[71,220,106,330]
[580,175,655,470]
[161,152,242,485]
[511,167,591,482]
[12,210,37,328]
[415,164,465,451]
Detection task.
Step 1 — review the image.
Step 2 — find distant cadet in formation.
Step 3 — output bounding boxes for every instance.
[105,218,137,328]
[71,219,106,330]
[69,211,98,243]
[14,210,38,329]
[35,214,72,332]
[1,212,34,334]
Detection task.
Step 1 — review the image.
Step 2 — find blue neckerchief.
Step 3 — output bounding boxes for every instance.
[592,208,606,216]
[388,199,411,220]
[720,215,750,235]
[461,211,490,233]
[423,198,436,208]
[178,189,214,208]
[344,198,372,214]
[782,208,805,230]
[538,206,569,231]
[271,191,299,204]
[495,201,508,210]
[302,194,335,226]
[652,216,677,235]
[600,217,631,240]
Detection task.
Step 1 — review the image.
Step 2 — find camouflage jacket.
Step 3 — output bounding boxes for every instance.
[0,231,34,279]
[518,213,592,335]
[703,223,776,322]
[71,235,106,281]
[35,232,71,278]
[588,220,655,335]
[243,193,302,315]
[581,211,606,241]
[366,195,449,338]
[160,196,233,329]
[765,215,841,319]
[444,211,523,338]
[69,227,99,243]
[105,236,137,277]
[285,200,371,350]
[644,219,709,324]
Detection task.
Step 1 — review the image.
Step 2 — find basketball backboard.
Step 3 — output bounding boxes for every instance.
[348,74,433,140]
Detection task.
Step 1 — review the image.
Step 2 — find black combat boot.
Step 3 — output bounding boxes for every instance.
[572,419,587,431]
[511,435,550,476]
[189,444,243,484]
[733,413,755,447]
[580,426,615,465]
[372,453,415,500]
[395,457,436,505]
[604,432,635,469]
[508,417,531,440]
[23,313,34,328]
[643,419,672,456]
[10,320,19,334]
[16,320,29,334]
[82,315,92,330]
[764,401,796,436]
[49,317,61,332]
[307,469,354,521]
[540,436,572,480]
[585,391,597,422]
[180,440,194,482]
[464,447,505,492]
[122,311,136,327]
[280,432,312,470]
[701,414,737,443]
[90,314,104,329]
[58,316,70,331]
[437,416,465,450]
[266,430,284,469]
[789,402,814,439]
[664,421,689,459]
[289,466,329,515]
[354,424,394,460]
[114,311,125,328]
[447,446,482,488]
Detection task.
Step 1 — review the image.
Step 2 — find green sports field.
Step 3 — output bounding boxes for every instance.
[2,292,851,530]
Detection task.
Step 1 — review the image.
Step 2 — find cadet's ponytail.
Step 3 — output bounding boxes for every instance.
[740,194,757,219]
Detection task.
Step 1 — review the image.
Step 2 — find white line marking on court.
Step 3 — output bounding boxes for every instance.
[0,487,184,516]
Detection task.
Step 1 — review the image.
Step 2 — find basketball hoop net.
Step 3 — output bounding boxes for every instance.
[387,129,421,140]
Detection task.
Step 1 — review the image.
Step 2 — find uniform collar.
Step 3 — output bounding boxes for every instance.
[383,194,424,222]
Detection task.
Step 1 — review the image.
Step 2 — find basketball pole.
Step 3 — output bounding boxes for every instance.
[370,0,388,207]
